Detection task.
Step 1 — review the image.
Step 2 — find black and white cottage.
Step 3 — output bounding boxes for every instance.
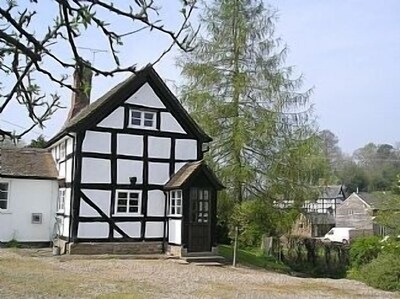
[0,65,223,256]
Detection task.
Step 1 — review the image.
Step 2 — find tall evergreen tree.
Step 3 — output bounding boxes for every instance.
[179,0,325,210]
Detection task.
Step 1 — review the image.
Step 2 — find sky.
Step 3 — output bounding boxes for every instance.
[1,0,399,154]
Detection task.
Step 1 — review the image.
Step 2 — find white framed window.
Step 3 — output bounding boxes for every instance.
[129,109,156,129]
[58,189,66,212]
[169,190,182,216]
[59,142,66,160]
[0,182,9,210]
[115,190,142,215]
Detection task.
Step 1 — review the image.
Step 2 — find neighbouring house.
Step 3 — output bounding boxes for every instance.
[291,212,335,238]
[1,65,224,255]
[336,192,390,235]
[276,185,346,215]
[0,148,58,244]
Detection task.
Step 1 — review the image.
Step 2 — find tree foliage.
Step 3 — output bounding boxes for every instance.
[179,0,329,243]
[0,0,198,139]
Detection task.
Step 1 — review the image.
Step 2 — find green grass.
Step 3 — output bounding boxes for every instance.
[218,245,290,273]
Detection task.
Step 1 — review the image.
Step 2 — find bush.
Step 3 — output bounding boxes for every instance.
[350,236,381,268]
[358,253,400,291]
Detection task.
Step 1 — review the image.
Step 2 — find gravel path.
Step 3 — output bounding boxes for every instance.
[0,248,398,299]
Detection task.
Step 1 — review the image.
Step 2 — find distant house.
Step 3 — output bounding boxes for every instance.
[291,212,335,238]
[276,185,346,215]
[0,149,58,243]
[336,192,390,235]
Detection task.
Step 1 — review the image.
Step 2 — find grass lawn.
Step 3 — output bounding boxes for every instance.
[218,244,290,273]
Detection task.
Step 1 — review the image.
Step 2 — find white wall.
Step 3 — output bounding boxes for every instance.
[125,83,166,108]
[0,178,58,242]
[145,222,164,238]
[97,107,124,129]
[168,219,181,244]
[82,131,111,154]
[175,139,197,160]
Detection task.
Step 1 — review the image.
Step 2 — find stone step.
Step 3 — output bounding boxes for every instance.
[182,255,225,263]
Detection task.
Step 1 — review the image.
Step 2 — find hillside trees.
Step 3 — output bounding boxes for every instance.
[0,0,198,140]
[179,0,327,244]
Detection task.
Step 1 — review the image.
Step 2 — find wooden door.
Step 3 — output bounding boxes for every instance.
[188,187,211,252]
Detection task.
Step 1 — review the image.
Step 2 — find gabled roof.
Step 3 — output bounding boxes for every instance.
[319,185,345,199]
[47,65,211,145]
[357,192,400,210]
[164,161,224,191]
[0,148,58,180]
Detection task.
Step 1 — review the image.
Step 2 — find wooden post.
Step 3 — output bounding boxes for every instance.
[233,226,239,267]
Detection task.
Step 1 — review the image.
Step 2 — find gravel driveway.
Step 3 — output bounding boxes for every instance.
[0,248,398,299]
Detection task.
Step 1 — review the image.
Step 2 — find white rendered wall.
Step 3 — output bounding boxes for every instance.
[175,139,197,160]
[125,83,166,109]
[145,222,164,238]
[160,112,186,134]
[0,178,58,242]
[117,160,143,184]
[148,162,170,185]
[81,158,111,184]
[80,189,111,216]
[117,134,143,156]
[114,222,141,238]
[168,219,181,244]
[148,137,170,159]
[82,131,111,154]
[78,222,109,238]
[147,190,166,216]
[97,107,124,129]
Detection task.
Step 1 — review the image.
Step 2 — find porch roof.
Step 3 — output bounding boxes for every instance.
[164,161,224,191]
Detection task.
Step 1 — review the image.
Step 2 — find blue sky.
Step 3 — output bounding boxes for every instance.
[1,1,399,154]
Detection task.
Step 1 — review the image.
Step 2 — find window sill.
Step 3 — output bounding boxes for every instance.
[128,125,157,131]
[0,210,12,214]
[167,214,182,217]
[112,213,144,217]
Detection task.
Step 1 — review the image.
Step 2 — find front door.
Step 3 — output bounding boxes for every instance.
[188,187,211,252]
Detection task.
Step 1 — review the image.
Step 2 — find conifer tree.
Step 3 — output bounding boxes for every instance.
[179,0,326,215]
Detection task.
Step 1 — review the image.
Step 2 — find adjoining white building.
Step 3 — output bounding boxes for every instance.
[0,148,58,244]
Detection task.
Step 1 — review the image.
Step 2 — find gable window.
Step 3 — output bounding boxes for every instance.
[0,182,9,210]
[169,190,182,216]
[58,189,66,212]
[115,190,142,215]
[129,109,156,129]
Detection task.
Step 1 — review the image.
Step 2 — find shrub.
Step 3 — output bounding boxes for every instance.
[358,253,400,291]
[350,236,381,268]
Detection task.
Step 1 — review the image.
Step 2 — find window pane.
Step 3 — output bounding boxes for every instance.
[129,199,138,207]
[199,201,203,211]
[177,190,182,198]
[0,183,8,192]
[204,190,209,200]
[0,191,7,200]
[132,111,141,118]
[129,206,138,213]
[130,193,139,199]
[176,199,182,206]
[144,120,153,127]
[171,207,175,214]
[118,192,128,199]
[177,207,181,215]
[117,199,127,207]
[131,119,141,126]
[144,113,154,120]
[0,200,7,209]
[117,206,126,213]
[204,201,208,212]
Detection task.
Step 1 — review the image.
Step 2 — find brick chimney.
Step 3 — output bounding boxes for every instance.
[66,62,92,121]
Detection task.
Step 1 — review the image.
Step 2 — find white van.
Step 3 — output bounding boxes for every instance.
[323,227,356,244]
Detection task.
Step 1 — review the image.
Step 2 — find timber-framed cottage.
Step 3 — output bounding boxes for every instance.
[1,65,223,256]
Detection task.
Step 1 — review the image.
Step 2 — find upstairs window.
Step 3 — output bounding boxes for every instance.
[58,189,66,212]
[59,143,66,160]
[0,182,9,210]
[115,190,142,215]
[169,190,182,216]
[129,109,156,129]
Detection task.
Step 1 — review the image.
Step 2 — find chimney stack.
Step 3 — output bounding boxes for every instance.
[67,61,92,121]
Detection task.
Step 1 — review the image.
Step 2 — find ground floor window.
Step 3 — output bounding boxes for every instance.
[58,189,66,212]
[115,190,142,215]
[0,182,9,210]
[169,190,182,215]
